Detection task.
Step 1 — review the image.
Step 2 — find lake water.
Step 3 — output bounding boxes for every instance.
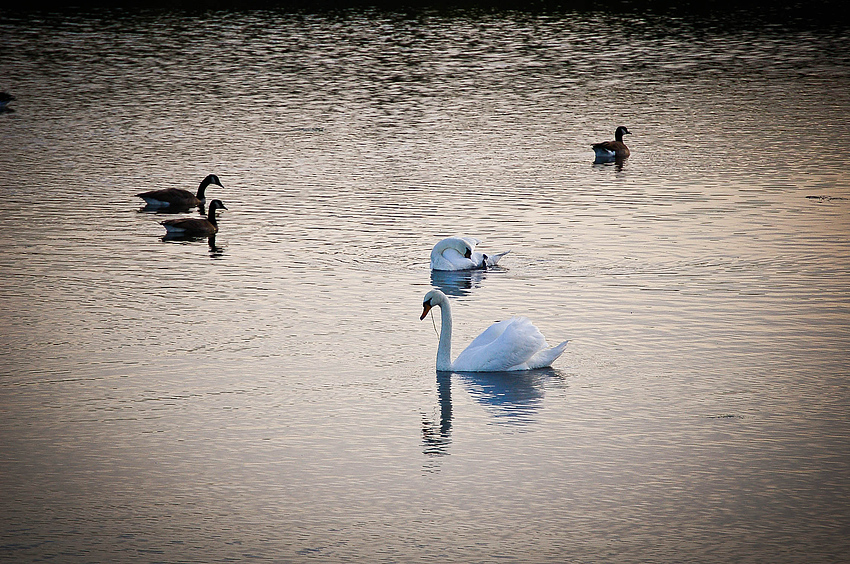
[1,4,848,563]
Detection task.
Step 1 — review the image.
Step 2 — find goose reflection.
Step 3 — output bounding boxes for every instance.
[158,233,226,258]
[592,156,627,171]
[430,268,496,297]
[207,235,224,258]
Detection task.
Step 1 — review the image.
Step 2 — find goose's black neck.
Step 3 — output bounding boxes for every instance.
[615,130,625,142]
[197,177,211,199]
[206,206,219,225]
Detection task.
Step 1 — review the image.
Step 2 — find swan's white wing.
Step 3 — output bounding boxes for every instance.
[431,236,487,271]
[433,247,477,271]
[463,317,515,350]
[430,236,510,271]
[469,250,510,268]
[527,340,569,369]
[452,317,547,372]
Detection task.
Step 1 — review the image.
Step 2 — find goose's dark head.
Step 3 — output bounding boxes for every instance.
[615,126,631,141]
[209,199,228,212]
[202,174,223,188]
[197,174,223,200]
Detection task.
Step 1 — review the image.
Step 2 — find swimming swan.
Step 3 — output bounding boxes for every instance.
[420,289,568,372]
[592,126,631,160]
[161,199,227,236]
[430,236,510,271]
[137,174,223,209]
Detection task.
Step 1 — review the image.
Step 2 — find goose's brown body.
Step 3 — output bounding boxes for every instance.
[161,200,227,237]
[592,126,631,159]
[138,174,223,209]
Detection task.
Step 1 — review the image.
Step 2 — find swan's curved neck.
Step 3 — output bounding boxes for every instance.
[436,300,453,371]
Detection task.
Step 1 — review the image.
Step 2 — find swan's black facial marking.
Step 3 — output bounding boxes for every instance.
[420,299,435,320]
[464,247,472,259]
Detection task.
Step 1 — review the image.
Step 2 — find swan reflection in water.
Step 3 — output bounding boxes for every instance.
[429,267,504,297]
[422,371,453,457]
[422,368,562,460]
[457,367,558,423]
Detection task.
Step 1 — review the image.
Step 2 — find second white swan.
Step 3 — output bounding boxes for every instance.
[420,289,568,372]
[430,236,510,271]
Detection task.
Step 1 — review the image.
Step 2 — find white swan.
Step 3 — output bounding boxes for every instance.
[420,289,568,372]
[430,236,510,271]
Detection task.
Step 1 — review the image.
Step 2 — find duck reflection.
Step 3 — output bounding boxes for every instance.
[430,268,500,297]
[422,368,560,459]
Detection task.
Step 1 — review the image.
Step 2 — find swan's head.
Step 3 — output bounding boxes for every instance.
[420,289,448,320]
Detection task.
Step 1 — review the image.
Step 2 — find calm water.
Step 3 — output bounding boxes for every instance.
[1,5,849,563]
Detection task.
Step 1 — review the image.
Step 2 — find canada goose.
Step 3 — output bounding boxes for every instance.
[0,92,15,112]
[161,200,227,237]
[592,126,631,160]
[137,174,223,209]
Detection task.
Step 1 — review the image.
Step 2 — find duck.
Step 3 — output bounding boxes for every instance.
[592,126,631,160]
[420,289,568,372]
[137,174,223,209]
[430,236,510,271]
[160,199,227,237]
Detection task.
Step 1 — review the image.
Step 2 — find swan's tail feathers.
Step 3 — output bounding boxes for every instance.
[484,250,510,267]
[527,340,569,369]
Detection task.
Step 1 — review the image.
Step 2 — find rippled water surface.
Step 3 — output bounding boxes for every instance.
[1,6,849,563]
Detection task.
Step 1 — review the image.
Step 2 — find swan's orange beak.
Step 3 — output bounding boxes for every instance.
[420,303,433,320]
